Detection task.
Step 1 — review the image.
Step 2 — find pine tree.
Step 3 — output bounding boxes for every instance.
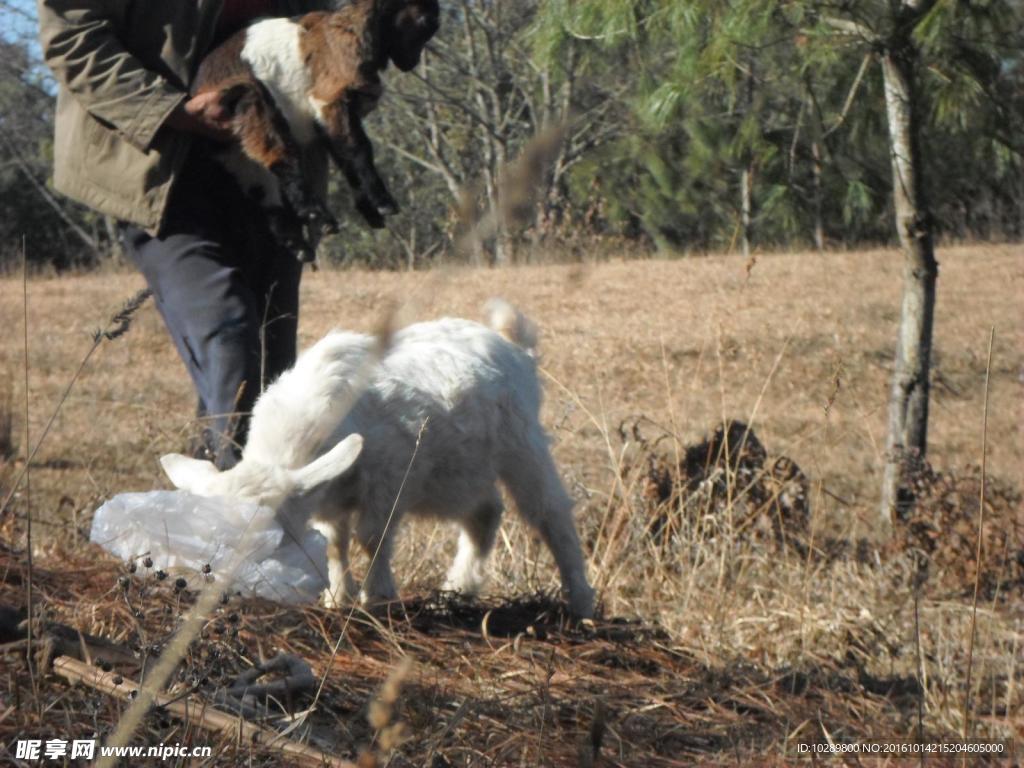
[536,0,1023,521]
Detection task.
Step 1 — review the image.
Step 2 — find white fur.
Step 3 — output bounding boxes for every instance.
[484,298,538,354]
[211,18,322,208]
[241,19,318,143]
[160,305,595,618]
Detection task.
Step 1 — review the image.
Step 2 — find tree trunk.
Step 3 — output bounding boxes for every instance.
[811,140,825,251]
[879,46,939,524]
[493,229,512,266]
[739,67,756,259]
[740,163,753,259]
[1018,162,1024,239]
[104,215,123,263]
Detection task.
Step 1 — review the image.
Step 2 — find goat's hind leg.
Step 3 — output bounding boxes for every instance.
[501,430,595,618]
[226,84,338,249]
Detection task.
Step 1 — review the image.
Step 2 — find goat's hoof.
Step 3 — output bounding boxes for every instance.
[360,596,406,621]
[290,243,315,263]
[356,198,387,229]
[303,208,339,236]
[364,189,399,218]
[376,199,399,217]
[567,586,596,620]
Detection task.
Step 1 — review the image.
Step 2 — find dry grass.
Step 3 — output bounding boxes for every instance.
[0,244,1021,764]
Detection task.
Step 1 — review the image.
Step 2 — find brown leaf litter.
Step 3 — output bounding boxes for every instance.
[1,536,1004,766]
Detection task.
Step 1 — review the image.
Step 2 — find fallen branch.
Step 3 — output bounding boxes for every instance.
[51,656,355,768]
[0,604,138,671]
[214,652,317,720]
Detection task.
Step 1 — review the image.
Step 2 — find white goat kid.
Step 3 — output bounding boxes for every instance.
[159,302,595,619]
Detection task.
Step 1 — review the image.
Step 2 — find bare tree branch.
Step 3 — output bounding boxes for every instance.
[0,125,101,255]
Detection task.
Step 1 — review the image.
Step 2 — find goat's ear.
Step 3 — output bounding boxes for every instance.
[160,453,221,491]
[291,434,363,494]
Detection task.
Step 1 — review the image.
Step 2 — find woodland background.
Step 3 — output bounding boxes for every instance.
[1,0,1021,270]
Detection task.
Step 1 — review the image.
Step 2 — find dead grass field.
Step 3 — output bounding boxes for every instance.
[0,244,1021,765]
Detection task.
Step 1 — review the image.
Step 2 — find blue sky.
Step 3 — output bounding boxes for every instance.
[1,0,40,47]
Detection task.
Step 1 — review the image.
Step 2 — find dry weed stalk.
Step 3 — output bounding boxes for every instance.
[0,288,152,521]
[456,123,567,261]
[91,288,153,343]
[5,282,152,703]
[360,656,412,765]
[962,327,995,740]
[20,239,37,703]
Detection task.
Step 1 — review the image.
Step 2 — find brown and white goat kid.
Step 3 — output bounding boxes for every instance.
[159,302,596,619]
[192,0,440,260]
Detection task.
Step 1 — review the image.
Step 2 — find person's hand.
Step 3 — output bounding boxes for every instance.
[164,92,235,142]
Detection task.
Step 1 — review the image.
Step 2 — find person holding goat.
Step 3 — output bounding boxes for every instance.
[38,0,332,468]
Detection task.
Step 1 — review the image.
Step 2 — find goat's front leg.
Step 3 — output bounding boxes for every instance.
[313,516,358,608]
[318,97,399,229]
[444,489,504,595]
[354,511,399,606]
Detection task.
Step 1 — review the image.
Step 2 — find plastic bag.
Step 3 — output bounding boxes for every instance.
[90,490,328,604]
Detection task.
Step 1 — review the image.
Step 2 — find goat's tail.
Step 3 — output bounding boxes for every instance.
[485,299,538,355]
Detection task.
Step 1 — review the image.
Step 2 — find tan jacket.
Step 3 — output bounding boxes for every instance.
[38,0,327,231]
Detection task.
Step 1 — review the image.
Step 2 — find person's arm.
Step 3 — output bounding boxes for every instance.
[38,0,232,148]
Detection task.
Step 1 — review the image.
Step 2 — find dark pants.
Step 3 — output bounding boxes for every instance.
[122,145,303,469]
